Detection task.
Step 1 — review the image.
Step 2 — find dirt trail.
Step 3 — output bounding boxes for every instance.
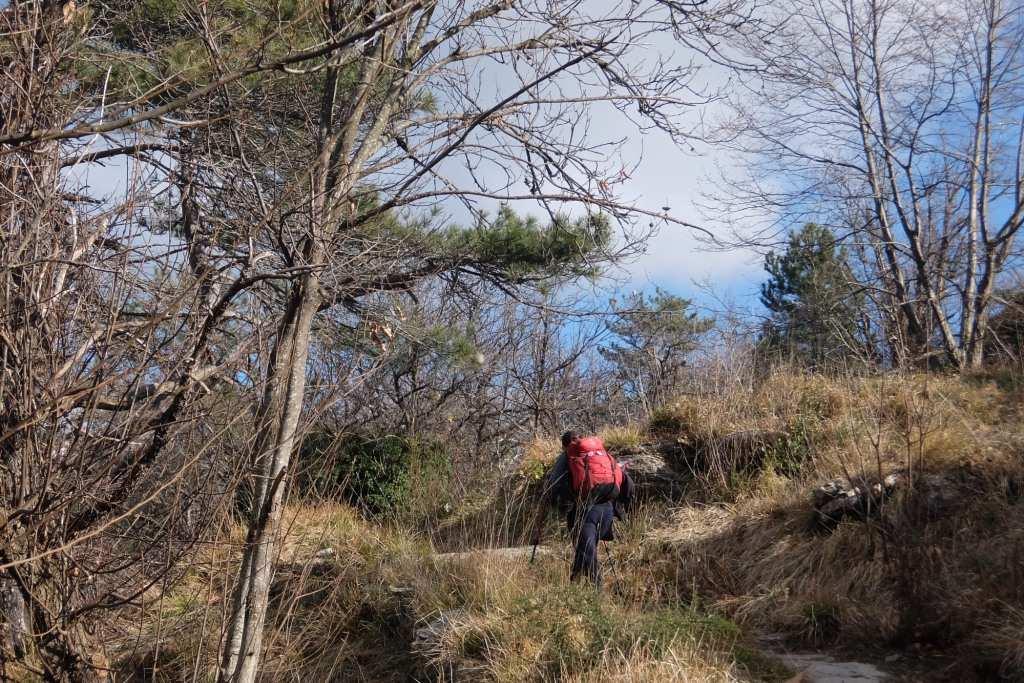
[431,544,552,562]
[778,652,890,682]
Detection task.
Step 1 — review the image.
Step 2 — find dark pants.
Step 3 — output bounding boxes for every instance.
[569,502,614,585]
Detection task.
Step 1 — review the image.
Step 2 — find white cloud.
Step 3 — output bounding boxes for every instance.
[607,125,761,292]
[421,24,765,304]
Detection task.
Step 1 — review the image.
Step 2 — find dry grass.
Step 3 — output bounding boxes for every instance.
[123,370,1024,680]
[522,434,562,473]
[645,370,1024,677]
[975,605,1024,681]
[122,498,769,682]
[600,424,646,452]
[564,645,740,683]
[414,574,759,682]
[652,371,1023,495]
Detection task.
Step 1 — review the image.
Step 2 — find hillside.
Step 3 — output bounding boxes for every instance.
[6,0,1024,678]
[112,370,1024,682]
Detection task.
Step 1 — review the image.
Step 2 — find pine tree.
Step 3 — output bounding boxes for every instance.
[759,224,872,369]
[600,289,713,411]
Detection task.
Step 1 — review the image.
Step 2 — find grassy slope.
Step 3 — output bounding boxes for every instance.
[644,371,1024,680]
[123,370,1024,681]
[122,501,781,681]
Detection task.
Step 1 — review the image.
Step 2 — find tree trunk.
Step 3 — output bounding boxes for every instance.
[217,267,321,683]
[0,574,26,671]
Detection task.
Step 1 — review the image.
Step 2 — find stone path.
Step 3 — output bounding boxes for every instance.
[780,653,890,682]
[432,544,553,562]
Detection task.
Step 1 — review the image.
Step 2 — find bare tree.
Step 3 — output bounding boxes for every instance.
[1,0,743,678]
[198,0,740,675]
[0,2,268,677]
[696,0,1024,369]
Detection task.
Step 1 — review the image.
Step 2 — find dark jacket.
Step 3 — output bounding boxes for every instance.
[542,451,634,523]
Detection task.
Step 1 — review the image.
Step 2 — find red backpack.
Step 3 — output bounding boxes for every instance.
[567,436,623,499]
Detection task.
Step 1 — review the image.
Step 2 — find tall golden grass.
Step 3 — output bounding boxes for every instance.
[118,499,762,681]
[648,370,1024,679]
[119,370,1024,681]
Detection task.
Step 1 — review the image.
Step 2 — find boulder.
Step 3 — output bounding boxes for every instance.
[811,467,989,531]
[611,431,787,498]
[812,473,901,530]
[413,608,466,656]
[611,444,687,498]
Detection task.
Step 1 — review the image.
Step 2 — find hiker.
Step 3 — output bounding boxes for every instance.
[535,430,633,586]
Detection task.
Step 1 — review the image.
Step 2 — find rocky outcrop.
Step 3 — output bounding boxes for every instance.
[698,429,788,473]
[595,430,790,499]
[659,429,789,478]
[411,609,481,682]
[810,468,983,531]
[812,473,901,529]
[412,608,463,658]
[609,444,688,498]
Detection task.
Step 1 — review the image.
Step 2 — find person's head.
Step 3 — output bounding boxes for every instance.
[561,431,578,449]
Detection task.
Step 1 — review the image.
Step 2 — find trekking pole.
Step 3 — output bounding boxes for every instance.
[529,485,548,564]
[529,505,543,564]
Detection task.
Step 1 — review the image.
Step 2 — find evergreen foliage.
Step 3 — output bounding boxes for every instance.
[600,289,713,409]
[445,204,612,280]
[759,224,871,369]
[299,432,452,518]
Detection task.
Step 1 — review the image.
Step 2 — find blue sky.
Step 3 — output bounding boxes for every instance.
[68,137,765,317]
[53,0,768,319]
[415,14,766,313]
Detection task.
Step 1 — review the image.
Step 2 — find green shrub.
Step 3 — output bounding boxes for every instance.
[344,435,412,515]
[767,417,814,477]
[298,432,451,518]
[766,397,821,477]
[648,406,686,435]
[519,456,548,482]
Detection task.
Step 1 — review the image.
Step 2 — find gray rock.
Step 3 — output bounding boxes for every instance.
[779,653,890,682]
[613,445,687,498]
[813,480,848,508]
[412,608,467,655]
[812,473,902,530]
[412,609,476,682]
